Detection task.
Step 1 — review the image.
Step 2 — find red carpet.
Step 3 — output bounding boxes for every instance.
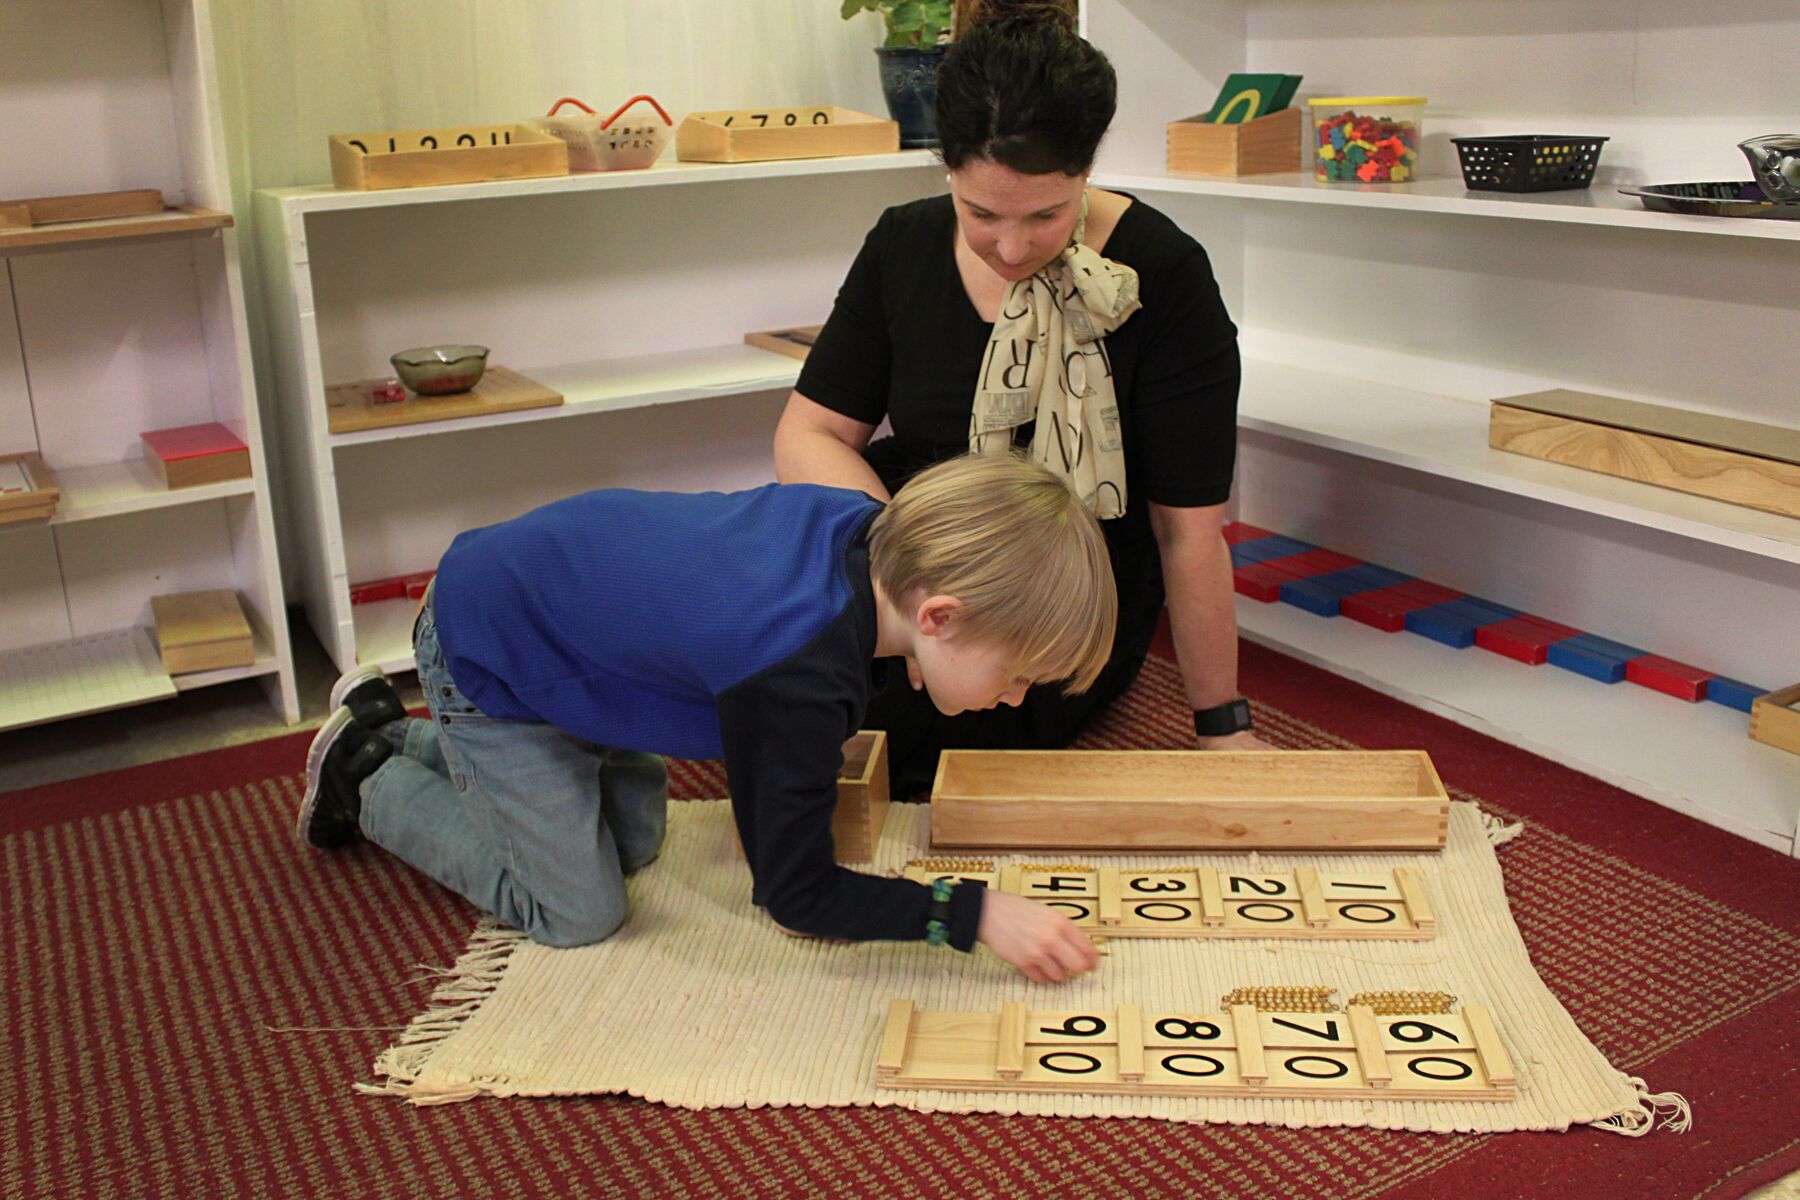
[5,635,1799,1200]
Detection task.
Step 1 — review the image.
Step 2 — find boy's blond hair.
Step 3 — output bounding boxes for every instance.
[868,453,1117,694]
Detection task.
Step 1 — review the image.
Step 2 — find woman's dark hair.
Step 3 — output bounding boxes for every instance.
[936,0,1117,176]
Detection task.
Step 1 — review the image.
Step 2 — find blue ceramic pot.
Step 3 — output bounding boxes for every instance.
[875,46,947,149]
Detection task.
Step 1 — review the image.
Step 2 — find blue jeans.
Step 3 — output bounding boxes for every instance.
[359,588,668,948]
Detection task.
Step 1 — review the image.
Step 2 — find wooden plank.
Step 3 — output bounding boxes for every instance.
[876,999,915,1075]
[1098,866,1122,926]
[1348,1005,1392,1088]
[1116,1005,1145,1080]
[1198,868,1225,925]
[0,206,230,253]
[1462,1004,1516,1089]
[1230,1005,1266,1084]
[1393,867,1435,931]
[325,366,563,435]
[995,1002,1027,1079]
[1490,403,1800,520]
[1494,388,1800,467]
[998,864,1024,896]
[0,204,32,229]
[930,750,1449,851]
[1294,867,1330,927]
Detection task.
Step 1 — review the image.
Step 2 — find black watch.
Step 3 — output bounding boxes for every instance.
[1193,698,1253,738]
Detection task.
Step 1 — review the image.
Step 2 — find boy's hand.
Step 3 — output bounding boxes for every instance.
[975,890,1101,984]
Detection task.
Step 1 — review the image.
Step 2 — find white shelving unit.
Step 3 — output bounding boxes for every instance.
[1086,0,1800,854]
[0,0,297,731]
[256,152,944,672]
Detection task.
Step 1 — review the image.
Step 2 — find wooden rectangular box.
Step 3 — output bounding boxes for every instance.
[150,590,255,675]
[1167,106,1302,176]
[1490,389,1800,520]
[676,107,899,163]
[140,422,251,489]
[0,451,60,525]
[1750,683,1800,757]
[733,729,889,862]
[929,750,1450,852]
[328,124,569,191]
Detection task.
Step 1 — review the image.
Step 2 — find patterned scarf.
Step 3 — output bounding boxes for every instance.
[967,192,1142,519]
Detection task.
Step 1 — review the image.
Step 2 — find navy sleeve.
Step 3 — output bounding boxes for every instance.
[1128,244,1242,508]
[714,617,983,949]
[794,209,894,426]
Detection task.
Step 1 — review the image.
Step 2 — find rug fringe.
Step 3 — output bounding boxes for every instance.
[360,919,526,1104]
[1593,1075,1693,1137]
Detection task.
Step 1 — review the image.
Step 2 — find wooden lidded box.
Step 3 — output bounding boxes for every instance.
[675,107,899,163]
[1750,683,1800,757]
[733,729,890,863]
[150,589,255,674]
[328,124,569,191]
[140,422,250,489]
[929,749,1450,852]
[1167,105,1302,176]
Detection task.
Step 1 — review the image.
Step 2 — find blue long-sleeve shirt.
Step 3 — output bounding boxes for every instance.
[431,482,982,948]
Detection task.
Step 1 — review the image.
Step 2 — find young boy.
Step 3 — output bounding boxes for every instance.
[297,453,1114,984]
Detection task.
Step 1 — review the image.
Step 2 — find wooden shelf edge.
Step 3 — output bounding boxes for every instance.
[0,206,233,253]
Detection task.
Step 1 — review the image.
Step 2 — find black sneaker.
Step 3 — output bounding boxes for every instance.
[328,663,408,730]
[295,707,393,850]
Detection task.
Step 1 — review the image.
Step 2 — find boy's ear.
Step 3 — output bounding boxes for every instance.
[916,594,964,637]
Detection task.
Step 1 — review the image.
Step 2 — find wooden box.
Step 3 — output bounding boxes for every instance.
[744,324,822,361]
[0,188,164,227]
[0,452,60,525]
[140,422,251,489]
[929,750,1450,852]
[676,107,899,163]
[150,590,255,675]
[1167,106,1302,177]
[733,729,890,863]
[328,124,569,191]
[1750,683,1800,757]
[1490,389,1800,520]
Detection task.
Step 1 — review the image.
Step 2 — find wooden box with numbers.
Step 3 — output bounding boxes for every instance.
[929,750,1450,852]
[675,107,899,163]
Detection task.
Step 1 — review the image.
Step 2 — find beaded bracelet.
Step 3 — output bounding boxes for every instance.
[925,877,953,947]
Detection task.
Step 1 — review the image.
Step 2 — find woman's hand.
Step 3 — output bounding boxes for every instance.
[976,889,1101,984]
[1196,729,1275,751]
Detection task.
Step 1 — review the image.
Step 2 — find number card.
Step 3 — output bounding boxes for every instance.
[876,996,1516,1102]
[903,860,1436,941]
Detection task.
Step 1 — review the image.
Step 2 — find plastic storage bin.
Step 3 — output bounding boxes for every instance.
[1310,97,1425,183]
[1451,135,1608,192]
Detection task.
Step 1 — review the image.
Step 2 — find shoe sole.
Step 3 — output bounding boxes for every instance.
[296,706,356,849]
[329,662,388,714]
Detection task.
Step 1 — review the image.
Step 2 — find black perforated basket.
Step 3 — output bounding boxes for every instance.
[1451,135,1609,192]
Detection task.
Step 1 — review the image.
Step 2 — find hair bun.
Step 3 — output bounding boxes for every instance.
[954,0,1077,39]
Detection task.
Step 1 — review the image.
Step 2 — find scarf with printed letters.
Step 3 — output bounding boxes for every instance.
[967,192,1141,519]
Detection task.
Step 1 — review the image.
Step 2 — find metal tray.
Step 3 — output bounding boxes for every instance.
[1618,180,1800,219]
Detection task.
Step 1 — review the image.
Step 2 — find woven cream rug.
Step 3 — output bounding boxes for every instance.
[360,801,1685,1135]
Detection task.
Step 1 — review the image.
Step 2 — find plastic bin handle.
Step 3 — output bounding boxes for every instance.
[600,94,674,129]
[546,97,596,117]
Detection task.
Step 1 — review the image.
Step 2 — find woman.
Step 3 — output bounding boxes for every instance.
[774,0,1270,795]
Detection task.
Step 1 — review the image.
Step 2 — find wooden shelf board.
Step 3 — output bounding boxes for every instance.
[0,206,233,254]
[1096,169,1800,243]
[328,344,800,448]
[1234,597,1800,855]
[45,457,257,524]
[1238,359,1800,565]
[265,150,941,216]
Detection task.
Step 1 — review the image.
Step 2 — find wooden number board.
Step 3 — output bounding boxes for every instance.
[903,859,1436,941]
[876,998,1516,1102]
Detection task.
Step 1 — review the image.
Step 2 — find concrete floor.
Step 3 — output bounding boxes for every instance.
[2,607,1796,1199]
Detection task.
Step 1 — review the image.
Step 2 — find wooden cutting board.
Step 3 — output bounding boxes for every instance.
[326,365,563,434]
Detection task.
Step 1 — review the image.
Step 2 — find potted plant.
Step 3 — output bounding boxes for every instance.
[840,0,954,148]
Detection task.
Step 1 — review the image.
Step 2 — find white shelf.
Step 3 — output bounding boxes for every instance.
[329,345,802,448]
[46,457,256,524]
[169,645,283,692]
[1237,359,1800,565]
[352,597,421,674]
[267,151,942,216]
[1096,169,1800,243]
[0,627,177,733]
[1235,596,1800,855]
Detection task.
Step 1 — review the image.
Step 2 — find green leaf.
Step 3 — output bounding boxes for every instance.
[839,0,871,19]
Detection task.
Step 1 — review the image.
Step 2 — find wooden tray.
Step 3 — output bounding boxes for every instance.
[929,750,1450,852]
[328,124,569,191]
[1750,683,1800,757]
[1490,389,1800,520]
[0,452,59,526]
[744,324,822,361]
[1167,106,1302,177]
[676,107,899,163]
[326,366,562,435]
[0,189,163,228]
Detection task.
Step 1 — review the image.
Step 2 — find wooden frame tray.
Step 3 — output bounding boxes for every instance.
[0,452,60,525]
[928,750,1450,852]
[326,366,563,434]
[328,124,569,191]
[675,107,899,163]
